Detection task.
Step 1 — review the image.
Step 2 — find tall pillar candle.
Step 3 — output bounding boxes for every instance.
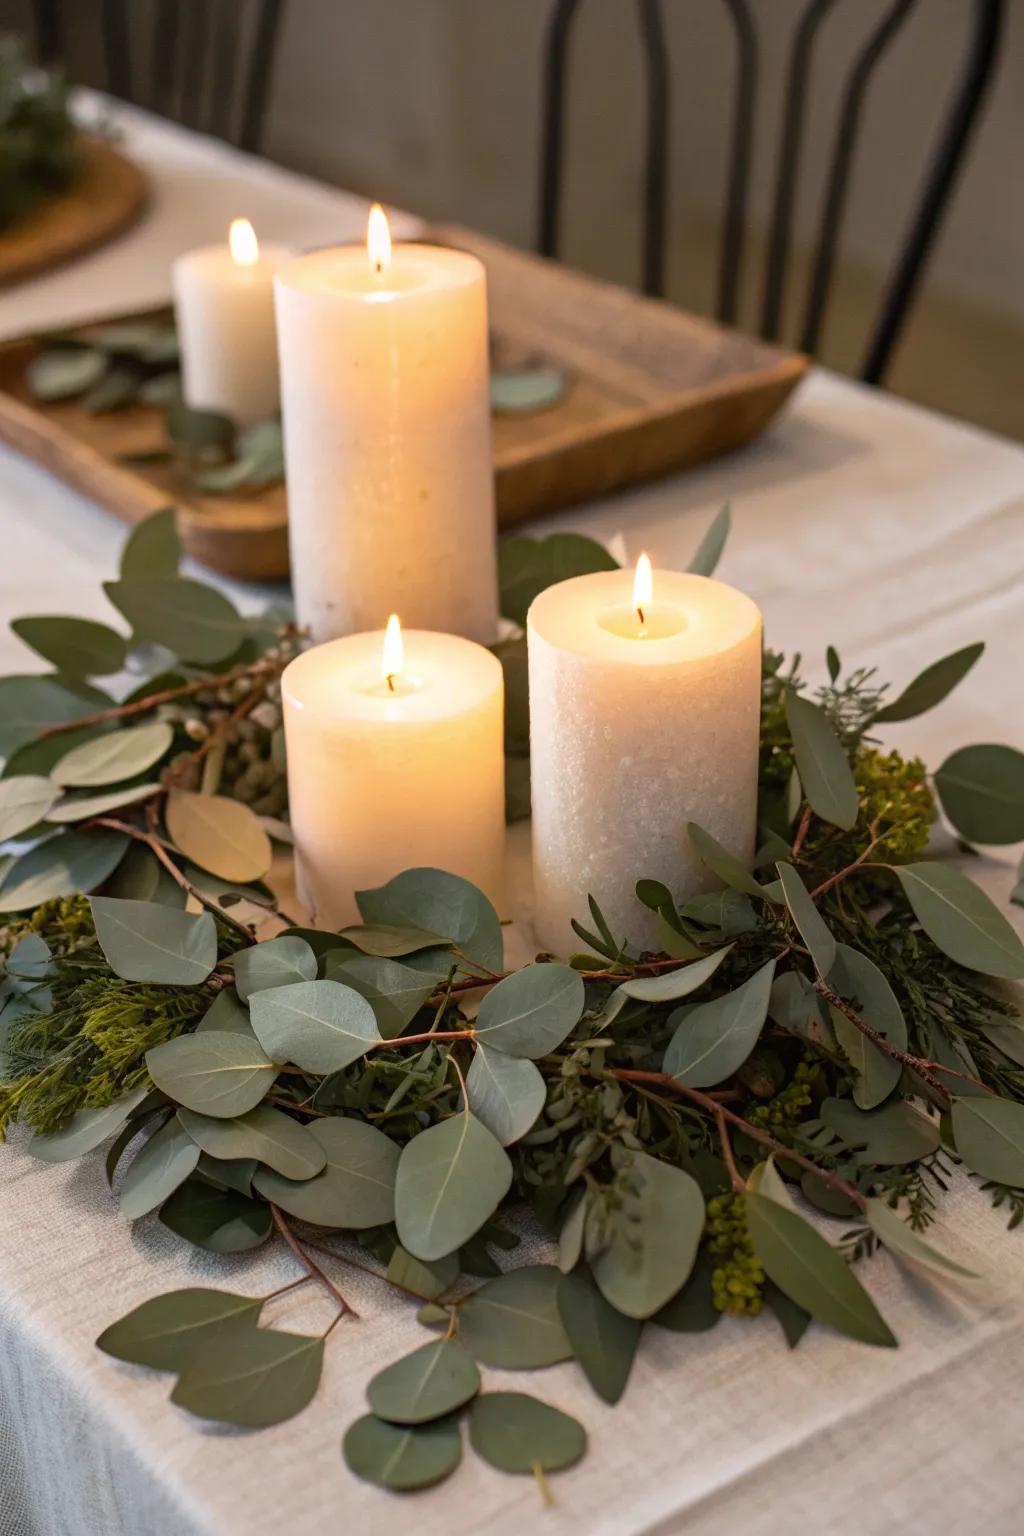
[282,620,505,928]
[172,219,291,424]
[274,208,499,644]
[527,561,762,954]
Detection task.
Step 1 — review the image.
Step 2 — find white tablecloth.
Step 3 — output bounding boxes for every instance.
[2,98,1023,1536]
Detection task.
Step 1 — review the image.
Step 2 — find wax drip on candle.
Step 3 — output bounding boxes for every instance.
[382,613,403,693]
[367,203,392,280]
[634,552,653,636]
[229,217,259,267]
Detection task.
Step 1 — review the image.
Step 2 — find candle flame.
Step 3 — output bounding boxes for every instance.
[229,217,259,267]
[367,203,392,276]
[633,552,653,625]
[382,613,403,691]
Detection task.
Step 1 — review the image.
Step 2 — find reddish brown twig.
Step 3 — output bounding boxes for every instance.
[89,816,255,941]
[270,1205,359,1317]
[39,656,285,738]
[814,981,986,1101]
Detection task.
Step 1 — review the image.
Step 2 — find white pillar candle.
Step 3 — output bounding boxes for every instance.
[274,207,499,645]
[528,559,762,954]
[172,219,291,425]
[282,619,505,929]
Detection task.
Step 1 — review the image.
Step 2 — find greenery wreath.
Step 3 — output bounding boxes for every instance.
[2,506,1024,1494]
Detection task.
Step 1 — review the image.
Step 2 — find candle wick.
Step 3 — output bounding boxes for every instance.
[386,672,396,693]
[374,260,383,277]
[637,606,645,627]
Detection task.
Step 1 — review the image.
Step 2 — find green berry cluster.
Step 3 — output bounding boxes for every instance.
[746,1059,817,1137]
[706,1193,765,1316]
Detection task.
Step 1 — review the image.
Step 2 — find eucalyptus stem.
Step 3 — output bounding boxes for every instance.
[610,1068,866,1209]
[714,1105,745,1193]
[270,1205,359,1317]
[89,816,256,943]
[812,980,986,1100]
[38,653,289,738]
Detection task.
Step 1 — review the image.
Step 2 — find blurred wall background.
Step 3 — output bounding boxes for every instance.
[3,0,1021,437]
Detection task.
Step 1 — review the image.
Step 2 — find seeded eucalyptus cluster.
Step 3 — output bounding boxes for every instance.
[2,507,1024,1496]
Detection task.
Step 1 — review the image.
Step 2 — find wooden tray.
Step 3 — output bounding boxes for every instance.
[0,136,147,289]
[0,224,805,581]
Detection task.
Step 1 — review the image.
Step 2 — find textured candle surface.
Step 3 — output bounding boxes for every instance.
[528,570,762,953]
[172,242,291,424]
[282,630,505,929]
[274,244,499,645]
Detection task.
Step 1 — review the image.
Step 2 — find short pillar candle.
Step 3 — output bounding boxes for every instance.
[274,207,499,645]
[281,620,505,929]
[527,560,762,954]
[172,218,291,425]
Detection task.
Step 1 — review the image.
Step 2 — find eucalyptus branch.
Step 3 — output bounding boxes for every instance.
[811,981,984,1101]
[809,823,888,900]
[89,816,257,942]
[714,1104,745,1193]
[270,1205,359,1317]
[38,653,289,738]
[791,805,813,860]
[610,1067,866,1209]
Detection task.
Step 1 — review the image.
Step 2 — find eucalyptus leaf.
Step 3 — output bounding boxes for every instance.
[96,1288,262,1371]
[651,1248,720,1333]
[232,935,317,1002]
[469,1392,586,1475]
[0,775,58,840]
[980,1017,1024,1068]
[166,789,272,883]
[367,1339,480,1425]
[687,822,771,899]
[458,1265,572,1367]
[819,1096,940,1165]
[557,1269,641,1404]
[785,690,858,831]
[686,503,731,577]
[322,953,435,1038]
[146,1031,277,1118]
[951,1095,1024,1186]
[51,720,173,787]
[473,962,584,1058]
[90,897,216,984]
[387,1246,459,1301]
[0,828,128,912]
[764,1281,811,1348]
[592,1152,704,1318]
[864,1198,977,1279]
[178,1105,326,1181]
[166,399,234,450]
[827,943,907,1110]
[159,1177,272,1252]
[120,1116,201,1219]
[120,507,180,579]
[249,979,381,1074]
[768,970,836,1050]
[28,346,106,400]
[336,923,450,959]
[46,782,161,823]
[872,642,984,724]
[197,1153,257,1196]
[498,532,618,627]
[618,944,733,1003]
[356,867,503,975]
[466,1045,545,1146]
[196,987,255,1036]
[27,1084,149,1162]
[664,959,776,1088]
[395,1112,512,1262]
[0,674,107,756]
[104,578,247,665]
[253,1116,399,1228]
[11,615,127,678]
[171,1328,324,1428]
[933,744,1024,845]
[745,1192,895,1347]
[343,1414,461,1492]
[893,862,1024,979]
[490,367,566,415]
[776,862,837,977]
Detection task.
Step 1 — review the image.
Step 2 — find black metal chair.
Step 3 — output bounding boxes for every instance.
[537,0,1004,384]
[32,0,285,154]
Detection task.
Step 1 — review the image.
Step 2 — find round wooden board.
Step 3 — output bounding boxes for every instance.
[0,136,148,289]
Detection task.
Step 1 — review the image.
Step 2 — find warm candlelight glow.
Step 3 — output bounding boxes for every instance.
[382,613,403,691]
[228,217,259,267]
[367,203,392,276]
[633,552,653,626]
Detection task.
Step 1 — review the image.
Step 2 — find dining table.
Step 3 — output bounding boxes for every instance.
[1,94,1022,1536]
